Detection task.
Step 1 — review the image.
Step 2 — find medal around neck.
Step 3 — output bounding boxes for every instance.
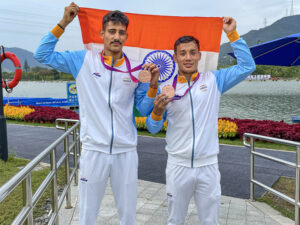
[138,70,151,83]
[171,73,200,100]
[100,52,140,83]
[162,85,175,98]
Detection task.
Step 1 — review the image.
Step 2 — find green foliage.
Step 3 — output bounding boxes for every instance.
[258,177,295,220]
[7,60,300,80]
[2,72,13,80]
[252,65,300,78]
[23,59,30,73]
[52,69,60,80]
[3,65,75,81]
[5,69,75,81]
[0,156,29,225]
[219,63,300,79]
[218,138,295,151]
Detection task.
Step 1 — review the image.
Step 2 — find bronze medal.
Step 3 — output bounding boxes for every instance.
[162,85,175,98]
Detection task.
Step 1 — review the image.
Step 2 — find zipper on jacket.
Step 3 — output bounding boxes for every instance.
[108,59,114,154]
[187,79,195,168]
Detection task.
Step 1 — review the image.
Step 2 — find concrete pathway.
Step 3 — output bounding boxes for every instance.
[7,124,296,199]
[59,179,294,225]
[6,124,297,224]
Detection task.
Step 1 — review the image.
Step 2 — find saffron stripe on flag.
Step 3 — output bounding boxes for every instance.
[78,8,223,52]
[78,7,223,82]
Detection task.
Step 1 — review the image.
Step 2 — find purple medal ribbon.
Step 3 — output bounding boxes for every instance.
[100,52,142,83]
[171,73,200,100]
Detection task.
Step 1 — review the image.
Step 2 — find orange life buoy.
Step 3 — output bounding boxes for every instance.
[1,52,22,89]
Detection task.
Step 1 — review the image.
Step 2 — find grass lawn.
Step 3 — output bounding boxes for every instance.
[218,138,296,151]
[137,130,166,138]
[6,119,56,128]
[137,130,296,151]
[258,176,295,220]
[0,155,68,225]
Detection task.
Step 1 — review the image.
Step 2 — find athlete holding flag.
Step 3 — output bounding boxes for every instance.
[34,2,159,225]
[146,17,256,225]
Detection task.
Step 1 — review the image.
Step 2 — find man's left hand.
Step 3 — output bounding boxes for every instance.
[222,17,236,34]
[142,63,159,89]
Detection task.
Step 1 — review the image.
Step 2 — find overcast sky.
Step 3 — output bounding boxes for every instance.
[0,0,299,52]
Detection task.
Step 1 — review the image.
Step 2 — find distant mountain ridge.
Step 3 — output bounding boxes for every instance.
[1,47,48,72]
[219,15,300,66]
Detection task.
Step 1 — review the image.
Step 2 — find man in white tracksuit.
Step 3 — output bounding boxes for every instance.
[146,17,256,225]
[34,3,159,225]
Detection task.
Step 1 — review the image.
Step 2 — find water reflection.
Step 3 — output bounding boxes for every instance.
[220,80,300,123]
[4,80,300,123]
[220,95,300,123]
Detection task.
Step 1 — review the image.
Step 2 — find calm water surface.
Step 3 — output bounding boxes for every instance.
[220,80,300,123]
[4,80,300,123]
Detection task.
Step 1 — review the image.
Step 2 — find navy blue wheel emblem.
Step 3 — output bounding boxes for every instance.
[143,50,175,83]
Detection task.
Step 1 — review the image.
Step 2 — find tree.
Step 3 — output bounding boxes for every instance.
[31,66,47,73]
[52,69,60,80]
[23,59,30,72]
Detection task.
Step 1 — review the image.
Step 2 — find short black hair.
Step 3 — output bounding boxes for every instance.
[102,10,129,30]
[174,36,200,54]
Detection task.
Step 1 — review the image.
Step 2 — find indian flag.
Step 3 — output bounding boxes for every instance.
[78,8,223,84]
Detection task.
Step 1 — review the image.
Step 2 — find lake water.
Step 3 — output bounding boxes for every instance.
[3,80,300,123]
[220,81,300,123]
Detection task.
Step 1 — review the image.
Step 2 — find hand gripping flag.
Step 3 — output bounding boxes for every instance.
[78,8,223,84]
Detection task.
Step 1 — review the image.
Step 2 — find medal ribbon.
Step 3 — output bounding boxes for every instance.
[171,73,200,100]
[100,52,142,83]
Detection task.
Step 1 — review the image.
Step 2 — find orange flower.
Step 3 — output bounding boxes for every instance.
[4,105,35,121]
[218,119,238,139]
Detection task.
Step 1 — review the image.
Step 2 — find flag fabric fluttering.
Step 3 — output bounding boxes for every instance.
[78,8,223,84]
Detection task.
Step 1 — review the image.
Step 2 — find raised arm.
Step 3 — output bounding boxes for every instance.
[34,2,86,78]
[134,63,159,116]
[214,17,256,94]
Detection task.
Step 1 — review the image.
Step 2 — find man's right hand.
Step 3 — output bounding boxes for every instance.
[59,2,80,29]
[153,94,172,117]
[142,63,160,89]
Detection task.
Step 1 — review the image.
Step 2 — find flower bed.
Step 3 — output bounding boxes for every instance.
[135,117,147,130]
[218,119,238,139]
[5,104,299,142]
[4,105,35,121]
[135,117,237,139]
[24,106,79,123]
[221,118,300,142]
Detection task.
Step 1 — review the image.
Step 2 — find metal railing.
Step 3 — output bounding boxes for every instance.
[0,119,81,225]
[243,133,300,225]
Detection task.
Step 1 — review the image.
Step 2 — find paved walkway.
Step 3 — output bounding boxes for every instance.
[59,179,294,225]
[6,124,296,224]
[8,124,296,199]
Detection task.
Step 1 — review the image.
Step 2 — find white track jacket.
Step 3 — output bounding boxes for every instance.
[146,38,256,168]
[35,31,155,154]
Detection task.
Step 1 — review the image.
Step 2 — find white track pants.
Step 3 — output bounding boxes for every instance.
[166,163,221,225]
[78,149,138,225]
